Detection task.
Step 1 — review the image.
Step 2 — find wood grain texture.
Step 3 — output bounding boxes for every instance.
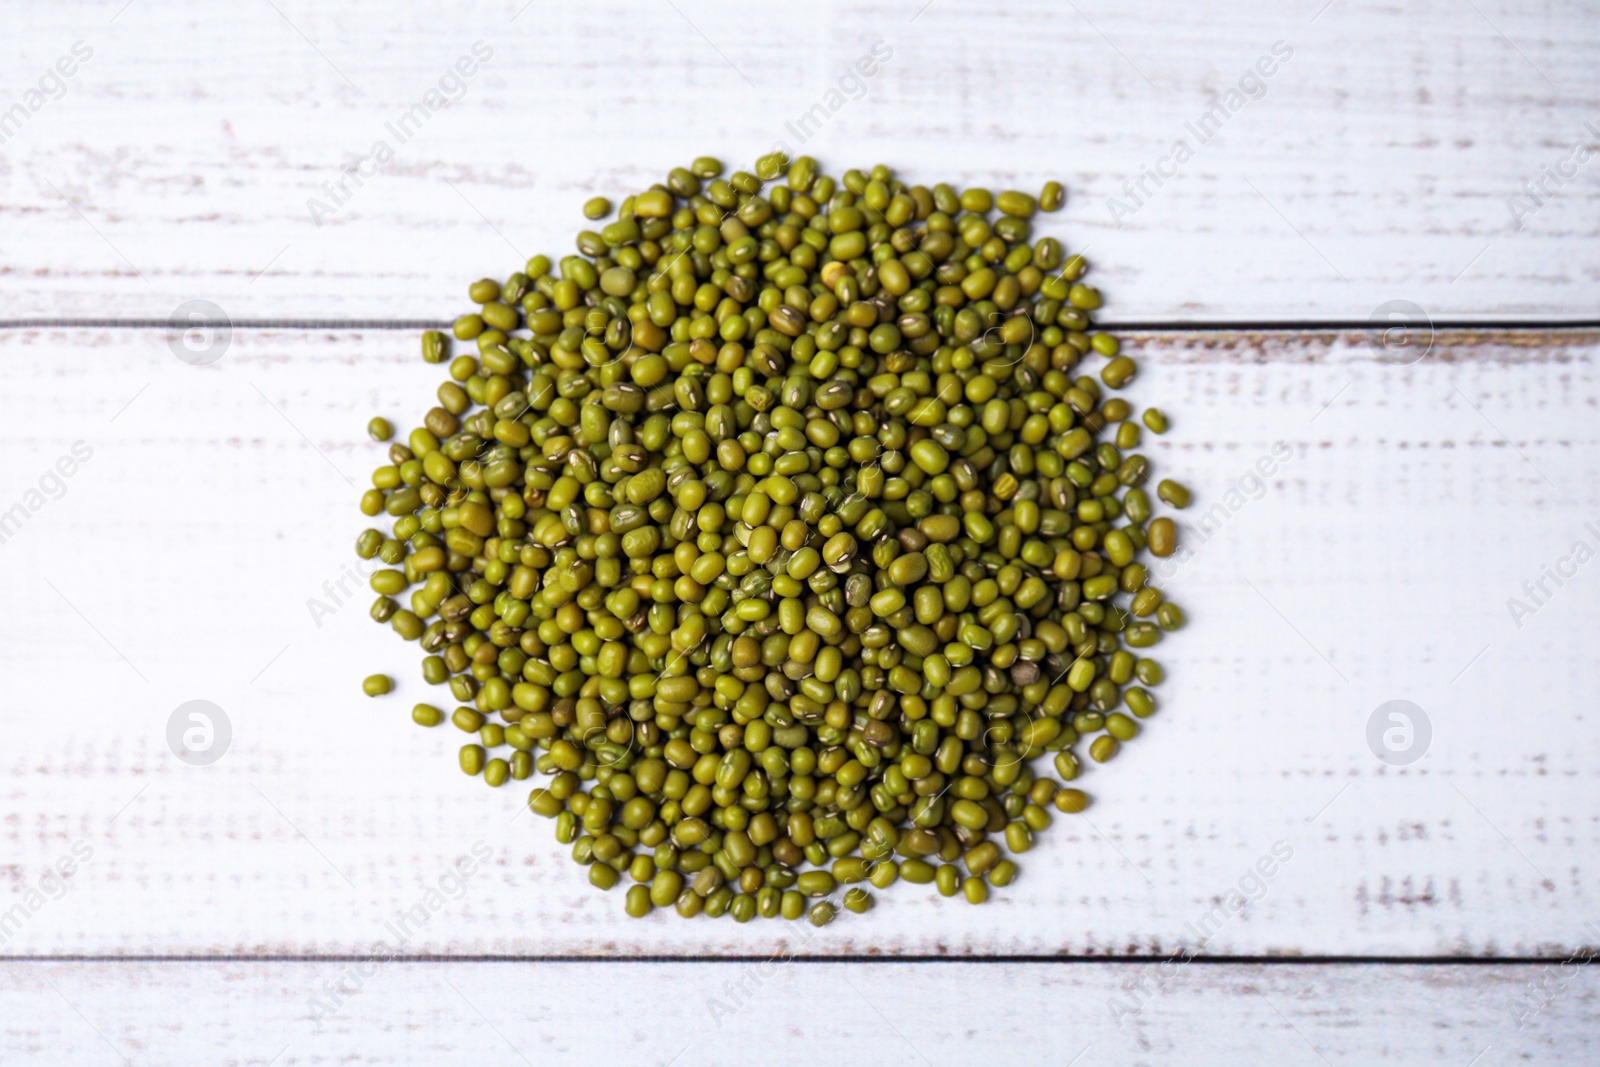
[1,960,1595,1064]
[1,326,1595,959]
[4,0,1599,322]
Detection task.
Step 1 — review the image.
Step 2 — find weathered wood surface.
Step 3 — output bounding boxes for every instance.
[1,326,1594,958]
[6,1,1600,1055]
[1,960,1596,1064]
[3,0,1598,322]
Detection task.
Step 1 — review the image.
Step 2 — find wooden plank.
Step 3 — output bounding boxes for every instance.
[1,326,1595,958]
[4,0,1598,321]
[2,960,1596,1063]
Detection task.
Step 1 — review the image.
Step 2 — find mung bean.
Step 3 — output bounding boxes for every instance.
[357,157,1194,921]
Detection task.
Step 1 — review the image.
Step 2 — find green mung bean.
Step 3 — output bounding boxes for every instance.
[1053,788,1090,813]
[625,884,653,918]
[358,157,1192,921]
[1147,517,1177,557]
[421,330,447,364]
[1156,479,1191,508]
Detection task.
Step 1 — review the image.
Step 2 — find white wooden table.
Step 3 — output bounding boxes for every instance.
[4,0,1599,1062]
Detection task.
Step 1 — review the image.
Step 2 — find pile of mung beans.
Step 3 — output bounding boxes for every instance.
[355,155,1190,925]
